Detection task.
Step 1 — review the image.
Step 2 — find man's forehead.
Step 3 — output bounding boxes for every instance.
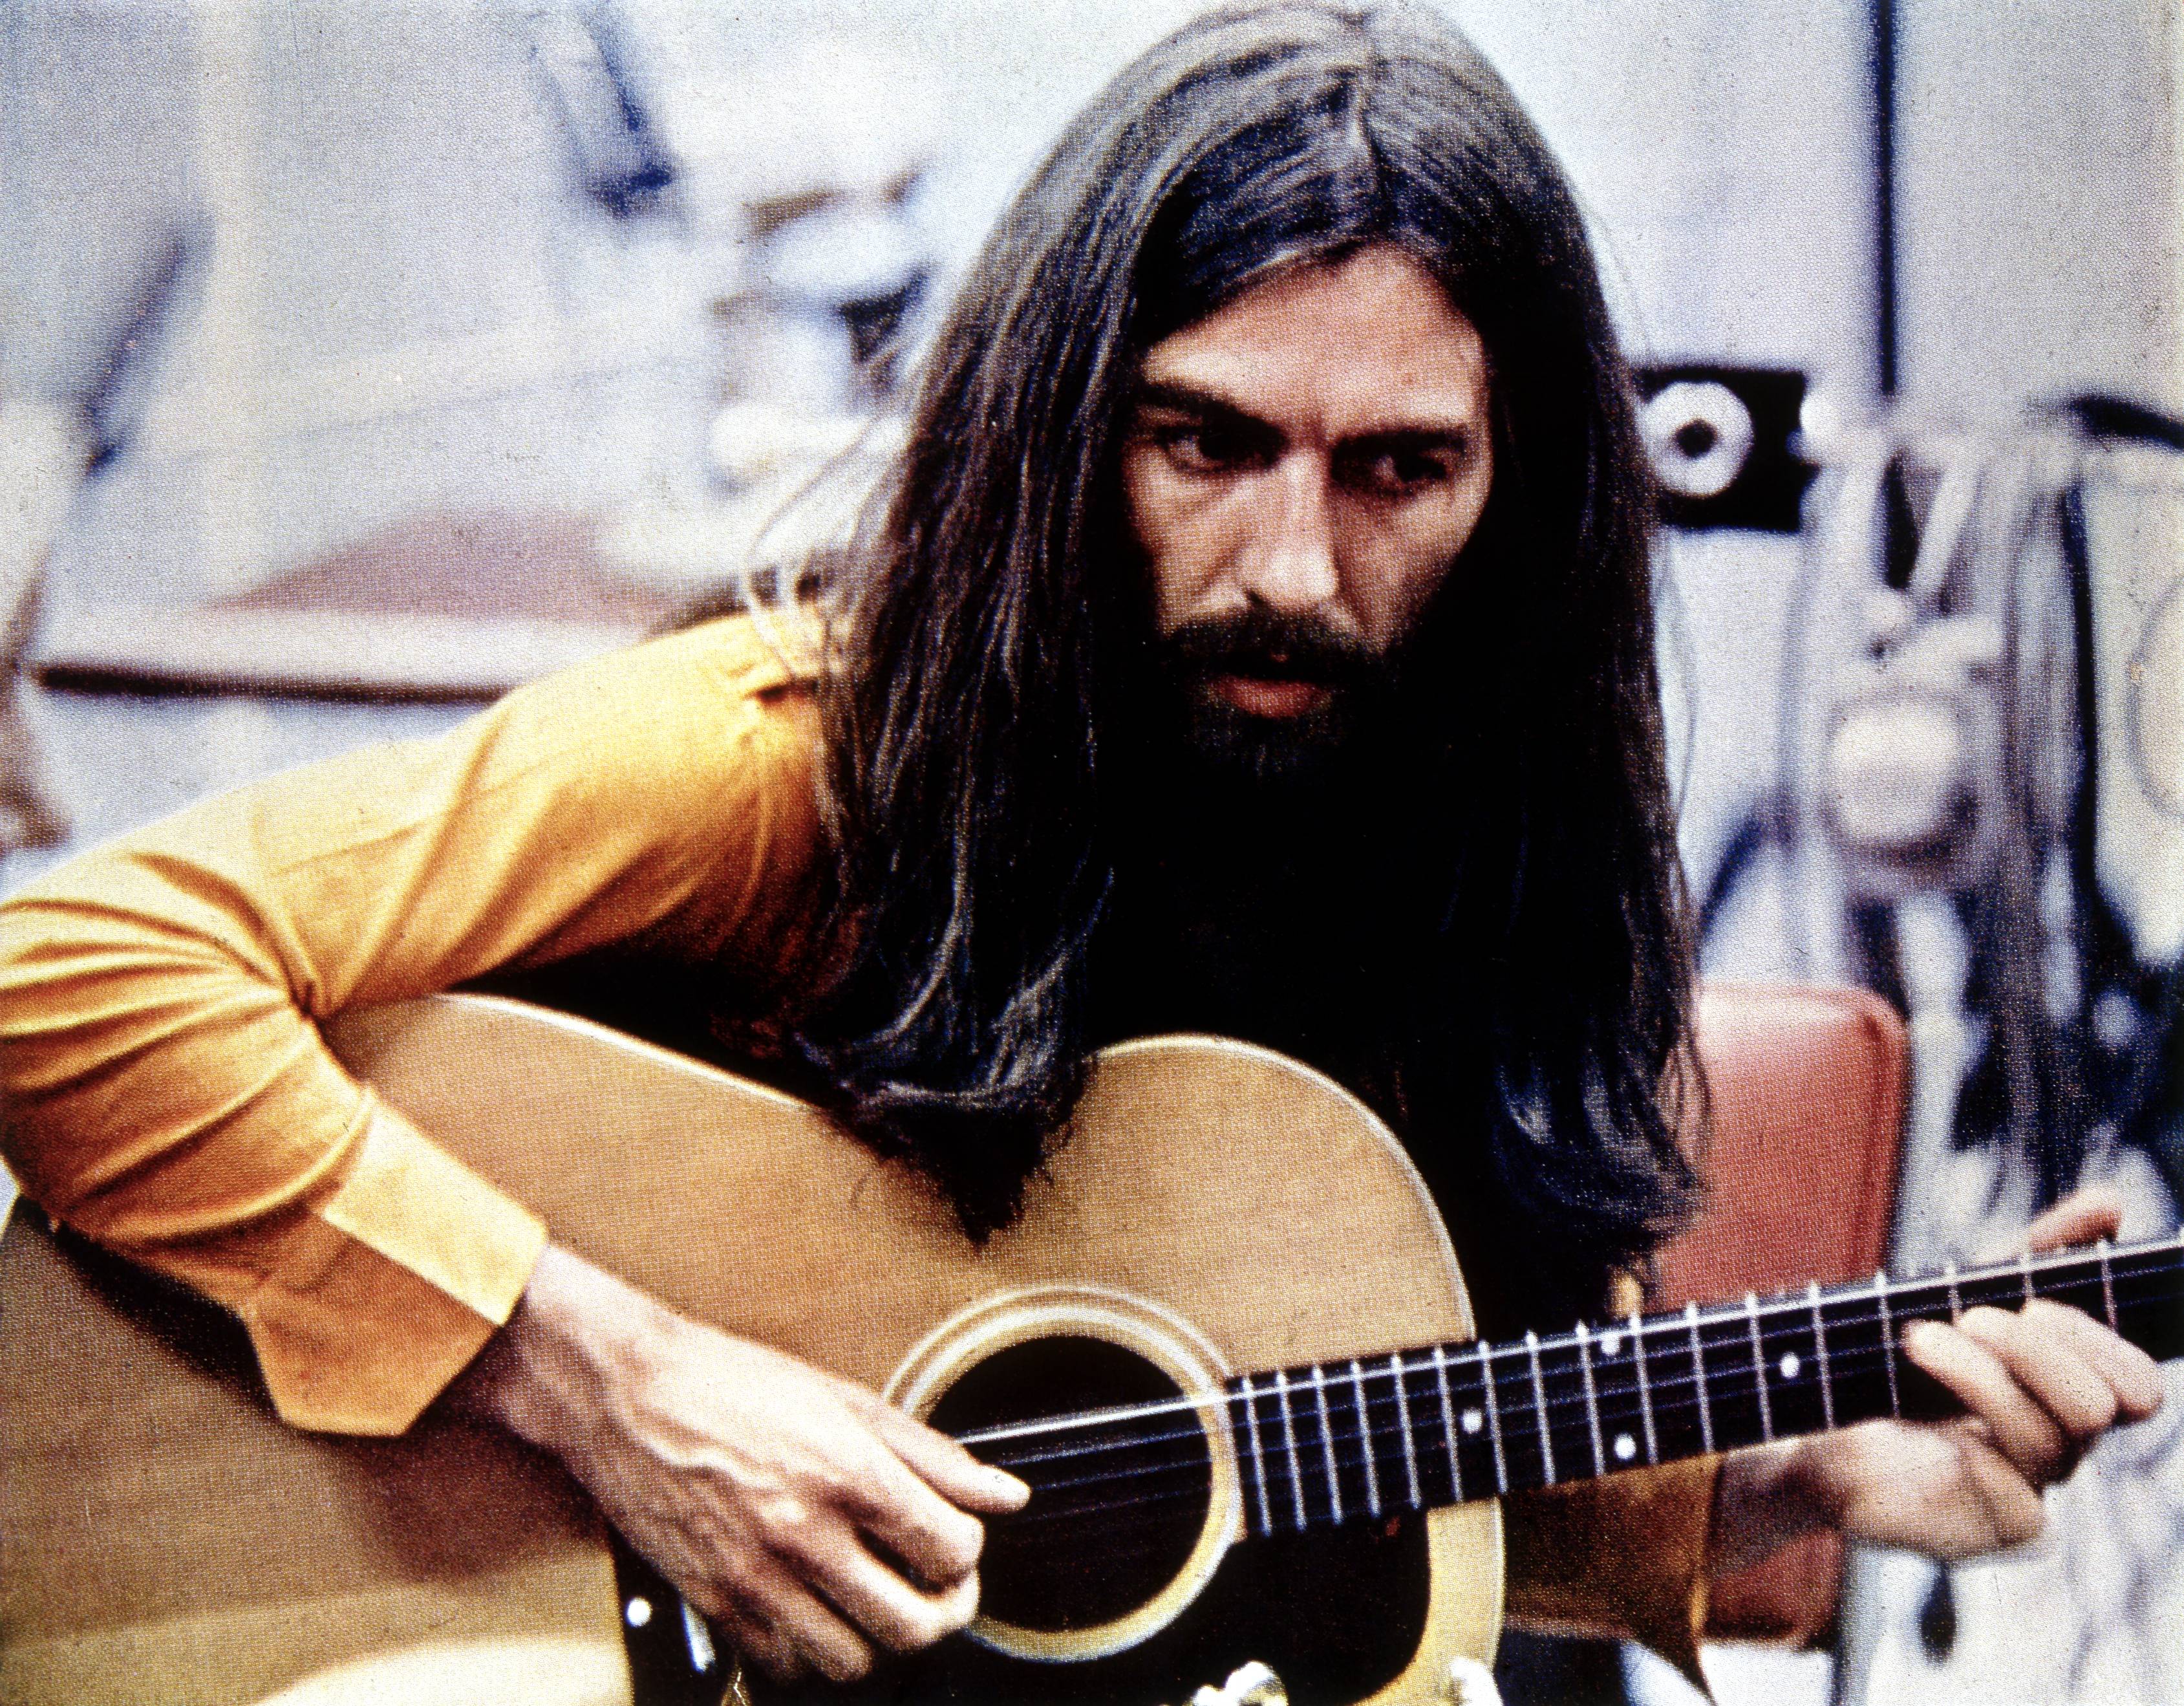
[1132,247,1491,437]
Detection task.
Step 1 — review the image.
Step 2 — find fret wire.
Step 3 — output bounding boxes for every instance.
[2099,1240,2119,1330]
[1349,1359,1382,1518]
[1745,1291,1774,1442]
[1312,1366,1343,1524]
[1525,1330,1556,1485]
[1873,1271,1902,1414]
[1684,1302,1714,1453]
[1388,1353,1422,1509]
[1631,1309,1660,1463]
[1431,1344,1463,1503]
[1478,1339,1509,1494]
[1237,1376,1272,1537]
[1945,1258,1962,1321]
[1576,1322,1606,1476]
[2018,1245,2035,1306]
[1274,1370,1306,1531]
[1808,1281,1836,1430]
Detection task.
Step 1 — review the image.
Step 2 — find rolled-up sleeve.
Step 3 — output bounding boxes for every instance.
[1504,1457,1720,1684]
[0,616,823,1434]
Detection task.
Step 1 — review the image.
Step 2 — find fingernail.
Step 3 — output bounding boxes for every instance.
[992,1468,1031,1502]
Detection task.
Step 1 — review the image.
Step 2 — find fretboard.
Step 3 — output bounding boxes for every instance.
[1223,1231,2184,1536]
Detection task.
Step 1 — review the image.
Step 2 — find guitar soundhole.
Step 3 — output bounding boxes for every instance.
[926,1334,1212,1638]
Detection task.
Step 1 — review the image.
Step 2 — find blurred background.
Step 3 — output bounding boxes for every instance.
[2,2,2181,1703]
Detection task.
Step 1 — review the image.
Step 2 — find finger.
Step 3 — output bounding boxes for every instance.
[869,1401,1031,1513]
[1941,1421,2049,1549]
[2024,1298,2167,1420]
[1956,1306,2118,1447]
[742,1564,877,1685]
[717,1604,805,1686]
[2019,1187,2125,1255]
[810,1542,982,1653]
[839,1445,990,1587]
[1902,1318,2070,1482]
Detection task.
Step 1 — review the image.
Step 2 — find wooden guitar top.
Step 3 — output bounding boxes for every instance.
[0,995,1499,1705]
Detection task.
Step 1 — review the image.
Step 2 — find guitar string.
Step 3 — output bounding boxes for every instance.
[954,1238,2182,1454]
[965,1257,2183,1471]
[977,1319,1939,1471]
[984,1296,2159,1476]
[988,1321,2090,1500]
[987,1343,2184,1542]
[959,1258,2184,1535]
[993,1285,2184,1535]
[997,1381,2184,1537]
[974,1277,2184,1489]
[971,1273,2184,1498]
[1003,1334,1957,1504]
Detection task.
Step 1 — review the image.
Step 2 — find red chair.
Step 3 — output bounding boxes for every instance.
[1660,982,1911,1644]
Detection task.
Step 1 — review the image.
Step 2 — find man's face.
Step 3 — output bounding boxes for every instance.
[1120,244,1494,776]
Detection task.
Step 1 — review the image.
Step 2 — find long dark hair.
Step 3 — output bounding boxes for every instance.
[798,0,1700,1312]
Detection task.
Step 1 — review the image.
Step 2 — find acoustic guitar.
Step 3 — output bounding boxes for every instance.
[2,995,2178,1706]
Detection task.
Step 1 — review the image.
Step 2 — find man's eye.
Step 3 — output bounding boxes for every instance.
[1344,443,1460,495]
[1159,423,1258,473]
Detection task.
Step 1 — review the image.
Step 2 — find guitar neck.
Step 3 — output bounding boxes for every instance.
[1221,1232,2184,1536]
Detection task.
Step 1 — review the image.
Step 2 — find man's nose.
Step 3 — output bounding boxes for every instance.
[1235,453,1340,615]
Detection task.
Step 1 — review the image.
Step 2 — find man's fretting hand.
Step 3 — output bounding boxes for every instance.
[451,1244,1029,1685]
[1711,1187,2166,1577]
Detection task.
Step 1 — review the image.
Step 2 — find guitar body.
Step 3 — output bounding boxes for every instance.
[0,995,1501,1705]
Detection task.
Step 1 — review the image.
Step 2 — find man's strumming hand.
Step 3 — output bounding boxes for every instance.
[451,1243,1029,1685]
[1709,1187,2166,1577]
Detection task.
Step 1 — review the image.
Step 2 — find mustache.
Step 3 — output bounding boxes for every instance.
[1159,610,1384,690]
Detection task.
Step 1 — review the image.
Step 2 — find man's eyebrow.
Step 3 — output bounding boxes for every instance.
[1129,379,1481,445]
[1128,379,1263,422]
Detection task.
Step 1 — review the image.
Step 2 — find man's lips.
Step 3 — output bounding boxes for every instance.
[1209,673,1334,718]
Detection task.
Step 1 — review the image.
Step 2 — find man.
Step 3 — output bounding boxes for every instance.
[0,1,2163,1698]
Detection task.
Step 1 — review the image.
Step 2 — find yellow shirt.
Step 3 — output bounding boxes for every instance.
[0,612,1715,1667]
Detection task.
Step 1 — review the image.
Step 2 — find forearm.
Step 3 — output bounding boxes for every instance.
[451,1243,672,1463]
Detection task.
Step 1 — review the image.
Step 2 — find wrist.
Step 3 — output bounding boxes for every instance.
[1708,1440,1841,1578]
[447,1244,659,1462]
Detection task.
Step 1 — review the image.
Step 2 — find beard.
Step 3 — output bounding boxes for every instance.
[1153,607,1404,788]
[1090,605,1453,1062]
